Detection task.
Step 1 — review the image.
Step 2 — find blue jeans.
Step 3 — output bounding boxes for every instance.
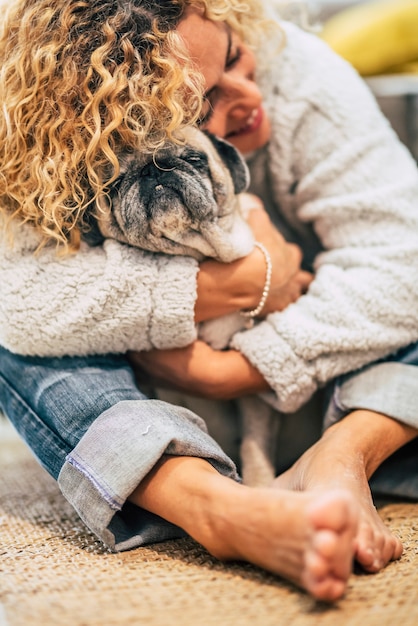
[1,343,417,550]
[0,348,238,551]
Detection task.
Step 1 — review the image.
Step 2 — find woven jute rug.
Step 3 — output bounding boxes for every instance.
[1,416,418,626]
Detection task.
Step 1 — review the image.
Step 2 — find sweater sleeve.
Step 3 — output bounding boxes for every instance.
[231,22,418,412]
[0,222,198,357]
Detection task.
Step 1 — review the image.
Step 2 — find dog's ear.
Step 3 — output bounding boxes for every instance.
[203,132,249,194]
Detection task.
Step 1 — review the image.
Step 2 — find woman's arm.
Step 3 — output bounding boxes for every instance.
[196,203,312,322]
[128,340,270,399]
[0,202,308,357]
[130,203,313,397]
[0,221,198,356]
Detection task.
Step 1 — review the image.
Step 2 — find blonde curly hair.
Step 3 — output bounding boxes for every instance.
[0,0,268,252]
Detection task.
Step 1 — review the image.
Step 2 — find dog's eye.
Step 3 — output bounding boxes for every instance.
[186,149,207,164]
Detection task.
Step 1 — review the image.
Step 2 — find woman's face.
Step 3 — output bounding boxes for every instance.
[177,10,271,154]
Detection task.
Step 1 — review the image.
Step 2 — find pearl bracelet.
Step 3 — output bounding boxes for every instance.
[240,241,272,320]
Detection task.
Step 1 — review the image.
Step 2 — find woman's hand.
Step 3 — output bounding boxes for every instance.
[195,197,312,323]
[244,198,313,315]
[127,341,270,400]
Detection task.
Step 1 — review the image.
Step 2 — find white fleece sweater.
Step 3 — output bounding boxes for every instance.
[1,21,418,412]
[0,221,199,355]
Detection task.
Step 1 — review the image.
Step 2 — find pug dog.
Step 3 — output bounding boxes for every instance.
[95,126,254,263]
[87,126,280,487]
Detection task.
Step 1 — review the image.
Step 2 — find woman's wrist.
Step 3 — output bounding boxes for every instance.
[195,246,267,323]
[240,242,272,321]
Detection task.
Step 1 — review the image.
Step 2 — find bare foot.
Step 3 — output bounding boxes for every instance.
[274,424,403,573]
[194,484,358,602]
[131,456,357,602]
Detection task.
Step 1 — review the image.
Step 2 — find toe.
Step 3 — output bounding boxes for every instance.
[303,550,331,583]
[355,522,378,570]
[381,534,403,566]
[355,520,403,573]
[309,576,347,603]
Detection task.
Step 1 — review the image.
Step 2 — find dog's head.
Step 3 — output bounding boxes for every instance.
[96,126,254,261]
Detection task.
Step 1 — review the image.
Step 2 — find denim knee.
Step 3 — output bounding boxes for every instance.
[324,340,418,430]
[0,347,147,478]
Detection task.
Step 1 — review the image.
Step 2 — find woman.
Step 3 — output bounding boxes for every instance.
[0,0,417,602]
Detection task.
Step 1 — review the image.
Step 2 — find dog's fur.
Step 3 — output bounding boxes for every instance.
[88,126,280,486]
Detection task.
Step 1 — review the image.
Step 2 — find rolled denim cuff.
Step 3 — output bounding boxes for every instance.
[58,399,239,551]
[324,362,418,431]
